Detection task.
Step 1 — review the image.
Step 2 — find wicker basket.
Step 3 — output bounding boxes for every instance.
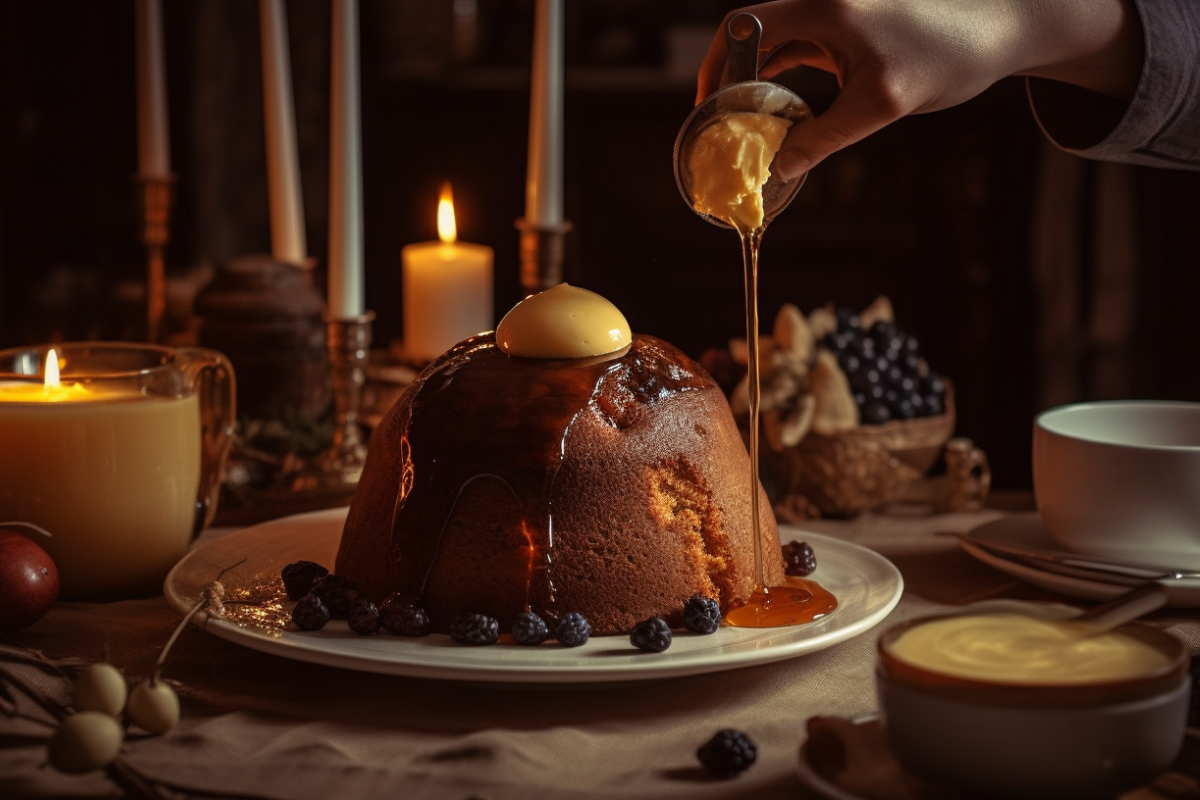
[761,384,959,518]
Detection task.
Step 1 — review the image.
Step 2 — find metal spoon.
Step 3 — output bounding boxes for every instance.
[1070,582,1172,635]
[673,13,813,229]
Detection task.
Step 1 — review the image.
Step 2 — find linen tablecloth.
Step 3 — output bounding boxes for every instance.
[3,495,1197,800]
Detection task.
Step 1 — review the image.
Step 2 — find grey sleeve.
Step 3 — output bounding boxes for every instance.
[1027,0,1200,170]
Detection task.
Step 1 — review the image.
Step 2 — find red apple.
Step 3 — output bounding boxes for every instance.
[0,527,60,631]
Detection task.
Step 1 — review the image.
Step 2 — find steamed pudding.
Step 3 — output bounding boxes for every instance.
[335,285,786,635]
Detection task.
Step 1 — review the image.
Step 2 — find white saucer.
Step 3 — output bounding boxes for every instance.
[960,513,1200,608]
[164,509,904,685]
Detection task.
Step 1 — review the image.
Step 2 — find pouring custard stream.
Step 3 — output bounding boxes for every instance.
[687,111,836,627]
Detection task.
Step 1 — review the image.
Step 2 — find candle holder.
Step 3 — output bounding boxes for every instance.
[135,174,176,343]
[516,218,572,295]
[292,310,375,493]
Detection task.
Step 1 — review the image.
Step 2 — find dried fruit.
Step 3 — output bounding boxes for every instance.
[782,540,818,577]
[280,560,329,601]
[630,617,672,652]
[450,613,500,645]
[311,575,360,619]
[512,611,550,645]
[380,594,432,636]
[73,663,127,717]
[347,598,381,635]
[555,612,591,647]
[683,595,721,634]
[697,729,757,777]
[291,593,331,631]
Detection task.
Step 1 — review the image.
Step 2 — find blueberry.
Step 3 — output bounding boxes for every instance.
[863,401,892,425]
[697,729,758,777]
[894,398,917,420]
[449,613,500,645]
[281,560,329,601]
[782,540,818,577]
[347,599,381,635]
[922,371,947,397]
[925,393,945,416]
[630,617,673,653]
[835,307,860,331]
[555,612,591,647]
[838,352,861,375]
[291,593,330,631]
[512,611,550,645]
[380,593,432,636]
[683,595,721,635]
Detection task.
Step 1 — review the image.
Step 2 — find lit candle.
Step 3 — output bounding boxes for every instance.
[525,0,565,226]
[328,0,365,318]
[134,0,171,177]
[402,184,494,362]
[259,0,307,264]
[0,350,203,598]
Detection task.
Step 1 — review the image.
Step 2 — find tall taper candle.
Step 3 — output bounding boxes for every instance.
[260,0,307,264]
[134,0,170,177]
[525,0,564,226]
[328,0,364,317]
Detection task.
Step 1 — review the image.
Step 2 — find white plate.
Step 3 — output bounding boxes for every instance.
[960,513,1200,608]
[165,508,903,685]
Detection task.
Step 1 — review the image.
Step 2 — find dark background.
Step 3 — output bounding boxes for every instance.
[3,0,1199,490]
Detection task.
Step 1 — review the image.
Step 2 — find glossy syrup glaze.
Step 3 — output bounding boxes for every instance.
[384,332,711,622]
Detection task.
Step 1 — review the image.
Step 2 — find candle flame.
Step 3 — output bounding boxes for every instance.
[43,349,61,392]
[437,182,458,244]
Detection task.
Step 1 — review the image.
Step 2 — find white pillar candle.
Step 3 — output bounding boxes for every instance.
[524,0,564,226]
[259,0,307,265]
[402,185,494,362]
[134,0,171,177]
[328,0,365,317]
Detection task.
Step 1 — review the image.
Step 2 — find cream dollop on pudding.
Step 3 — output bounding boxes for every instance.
[496,283,632,359]
[687,111,792,232]
[887,609,1176,684]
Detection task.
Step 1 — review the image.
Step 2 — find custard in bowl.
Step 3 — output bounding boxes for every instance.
[876,600,1189,799]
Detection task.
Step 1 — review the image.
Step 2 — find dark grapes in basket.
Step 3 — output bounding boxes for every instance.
[820,308,946,426]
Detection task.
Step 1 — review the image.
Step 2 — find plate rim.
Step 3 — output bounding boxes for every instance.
[165,509,904,684]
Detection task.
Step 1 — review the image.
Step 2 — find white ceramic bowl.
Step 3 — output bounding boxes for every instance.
[1033,400,1200,570]
[876,602,1190,799]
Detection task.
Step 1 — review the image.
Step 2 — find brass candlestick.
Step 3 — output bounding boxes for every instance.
[293,311,375,492]
[516,218,572,295]
[136,175,175,343]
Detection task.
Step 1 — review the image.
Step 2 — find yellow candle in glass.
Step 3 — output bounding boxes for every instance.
[0,350,202,598]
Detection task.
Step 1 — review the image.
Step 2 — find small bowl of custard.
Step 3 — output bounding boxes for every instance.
[876,600,1190,799]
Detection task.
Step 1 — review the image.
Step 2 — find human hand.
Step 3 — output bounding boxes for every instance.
[696,0,1142,179]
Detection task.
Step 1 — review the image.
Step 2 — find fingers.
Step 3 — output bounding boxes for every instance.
[771,92,902,180]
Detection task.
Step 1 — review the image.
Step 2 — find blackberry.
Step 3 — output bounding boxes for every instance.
[281,560,329,601]
[512,611,550,646]
[379,594,432,636]
[782,540,817,577]
[347,599,381,635]
[555,612,591,647]
[683,595,721,634]
[630,617,672,653]
[450,613,499,645]
[697,729,757,777]
[291,593,330,631]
